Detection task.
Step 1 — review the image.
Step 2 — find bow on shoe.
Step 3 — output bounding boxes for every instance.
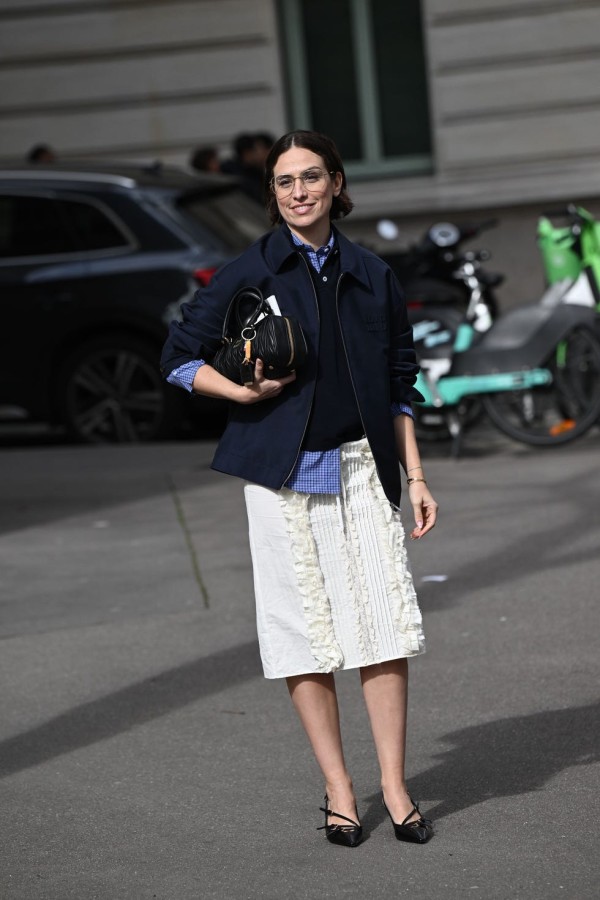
[318,795,363,848]
[382,794,434,844]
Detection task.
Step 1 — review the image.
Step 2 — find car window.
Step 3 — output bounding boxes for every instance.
[0,194,129,259]
[60,197,130,251]
[175,187,269,254]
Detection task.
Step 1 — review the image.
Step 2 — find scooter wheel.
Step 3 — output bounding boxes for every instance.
[482,325,600,446]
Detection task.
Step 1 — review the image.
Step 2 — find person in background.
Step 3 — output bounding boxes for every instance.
[253,131,275,164]
[189,145,221,174]
[27,144,57,163]
[220,131,275,202]
[161,129,437,849]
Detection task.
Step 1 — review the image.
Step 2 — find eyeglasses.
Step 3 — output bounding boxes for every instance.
[270,168,335,198]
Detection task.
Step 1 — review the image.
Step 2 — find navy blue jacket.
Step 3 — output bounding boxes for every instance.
[160,224,423,506]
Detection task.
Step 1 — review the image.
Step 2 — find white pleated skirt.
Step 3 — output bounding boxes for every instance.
[244,438,425,679]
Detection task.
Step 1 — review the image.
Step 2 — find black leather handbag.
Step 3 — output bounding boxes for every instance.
[211,286,308,386]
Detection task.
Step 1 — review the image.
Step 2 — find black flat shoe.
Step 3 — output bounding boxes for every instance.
[318,794,363,847]
[382,793,433,844]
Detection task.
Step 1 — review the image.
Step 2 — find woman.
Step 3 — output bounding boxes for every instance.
[161,130,438,848]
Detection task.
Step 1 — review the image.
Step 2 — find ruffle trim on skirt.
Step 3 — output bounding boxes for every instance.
[278,489,345,673]
[278,439,424,674]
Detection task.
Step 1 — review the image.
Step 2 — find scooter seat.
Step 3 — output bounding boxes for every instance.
[450,303,598,376]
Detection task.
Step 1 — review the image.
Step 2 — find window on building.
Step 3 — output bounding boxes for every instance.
[277,0,432,178]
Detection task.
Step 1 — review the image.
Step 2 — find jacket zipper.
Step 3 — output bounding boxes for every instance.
[336,275,393,497]
[284,316,295,368]
[336,272,368,439]
[281,253,320,485]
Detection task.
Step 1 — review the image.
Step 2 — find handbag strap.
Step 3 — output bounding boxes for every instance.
[221,286,271,340]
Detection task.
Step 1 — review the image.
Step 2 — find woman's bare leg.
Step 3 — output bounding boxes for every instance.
[287,673,359,825]
[360,658,421,823]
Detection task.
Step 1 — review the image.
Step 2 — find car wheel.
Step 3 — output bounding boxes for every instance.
[58,335,179,443]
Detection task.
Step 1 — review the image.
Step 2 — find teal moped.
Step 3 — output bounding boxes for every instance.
[413,298,600,455]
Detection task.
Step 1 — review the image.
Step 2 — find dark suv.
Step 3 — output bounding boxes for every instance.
[0,162,269,441]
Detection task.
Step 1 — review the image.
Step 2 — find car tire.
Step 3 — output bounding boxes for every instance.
[58,334,181,443]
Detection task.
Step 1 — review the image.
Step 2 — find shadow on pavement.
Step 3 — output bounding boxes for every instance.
[361,700,599,829]
[3,623,597,838]
[412,459,600,614]
[0,639,262,780]
[0,442,221,537]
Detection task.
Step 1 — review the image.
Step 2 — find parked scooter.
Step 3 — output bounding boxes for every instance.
[537,205,600,315]
[402,229,502,441]
[378,217,502,323]
[383,209,600,451]
[376,218,501,441]
[416,293,600,454]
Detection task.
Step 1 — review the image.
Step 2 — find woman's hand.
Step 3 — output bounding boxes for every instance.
[407,481,438,540]
[240,358,296,403]
[192,359,295,403]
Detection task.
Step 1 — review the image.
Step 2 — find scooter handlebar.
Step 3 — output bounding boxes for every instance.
[540,204,581,220]
[458,218,498,240]
[422,218,498,252]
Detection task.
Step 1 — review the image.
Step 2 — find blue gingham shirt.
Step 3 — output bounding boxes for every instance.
[167,228,413,493]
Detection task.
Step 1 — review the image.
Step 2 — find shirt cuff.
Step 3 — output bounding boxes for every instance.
[166,360,205,392]
[391,402,413,418]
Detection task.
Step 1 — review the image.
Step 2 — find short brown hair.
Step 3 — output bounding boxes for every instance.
[264,130,354,225]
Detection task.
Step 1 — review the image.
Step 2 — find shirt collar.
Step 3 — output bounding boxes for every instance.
[266,223,371,288]
[288,228,335,257]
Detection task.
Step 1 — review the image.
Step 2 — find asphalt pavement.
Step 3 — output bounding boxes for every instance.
[1,423,599,900]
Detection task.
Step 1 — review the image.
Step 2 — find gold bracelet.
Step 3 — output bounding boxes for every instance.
[407,476,427,486]
[407,465,423,473]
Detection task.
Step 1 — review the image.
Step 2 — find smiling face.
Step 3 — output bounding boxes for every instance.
[272,146,342,248]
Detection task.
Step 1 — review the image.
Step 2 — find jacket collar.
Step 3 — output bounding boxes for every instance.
[266,223,371,288]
